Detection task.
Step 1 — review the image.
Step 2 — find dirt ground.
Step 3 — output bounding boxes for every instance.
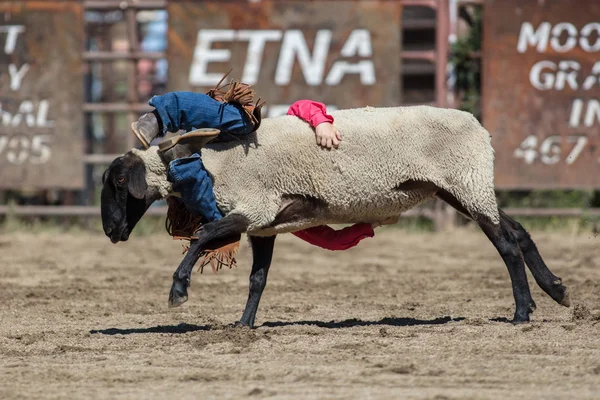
[0,228,599,399]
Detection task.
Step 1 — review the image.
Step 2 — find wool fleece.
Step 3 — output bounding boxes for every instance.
[136,105,499,236]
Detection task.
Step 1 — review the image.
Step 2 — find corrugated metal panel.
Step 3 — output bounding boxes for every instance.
[0,1,84,189]
[483,0,600,189]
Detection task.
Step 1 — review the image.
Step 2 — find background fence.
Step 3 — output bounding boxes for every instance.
[1,0,599,231]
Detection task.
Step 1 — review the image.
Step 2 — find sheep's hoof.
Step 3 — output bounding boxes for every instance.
[511,302,535,324]
[231,320,254,329]
[510,316,530,325]
[559,290,571,307]
[168,280,188,308]
[548,279,570,307]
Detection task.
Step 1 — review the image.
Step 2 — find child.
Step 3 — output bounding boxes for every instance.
[132,92,397,250]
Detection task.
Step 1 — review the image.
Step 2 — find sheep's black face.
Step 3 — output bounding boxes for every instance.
[101,153,149,243]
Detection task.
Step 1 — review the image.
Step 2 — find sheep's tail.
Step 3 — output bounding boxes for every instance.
[166,197,241,274]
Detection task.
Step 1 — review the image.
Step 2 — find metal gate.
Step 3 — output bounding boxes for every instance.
[11,0,570,230]
[0,0,454,219]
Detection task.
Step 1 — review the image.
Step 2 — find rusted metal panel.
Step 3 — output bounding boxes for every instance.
[167,0,403,117]
[482,0,600,189]
[0,1,84,189]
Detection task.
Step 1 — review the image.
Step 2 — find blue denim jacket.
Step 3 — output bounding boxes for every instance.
[149,91,253,137]
[153,92,255,221]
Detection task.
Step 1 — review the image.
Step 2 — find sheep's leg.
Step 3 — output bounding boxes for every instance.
[498,209,570,307]
[436,190,569,310]
[168,214,248,307]
[236,235,276,328]
[439,188,535,322]
[476,216,536,323]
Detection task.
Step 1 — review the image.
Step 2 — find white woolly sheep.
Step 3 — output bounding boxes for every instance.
[101,105,570,328]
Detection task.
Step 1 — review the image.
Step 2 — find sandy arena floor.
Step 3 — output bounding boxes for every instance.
[0,228,599,399]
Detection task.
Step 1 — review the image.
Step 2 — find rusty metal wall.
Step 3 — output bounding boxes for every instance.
[167,0,403,116]
[482,0,600,189]
[0,1,84,189]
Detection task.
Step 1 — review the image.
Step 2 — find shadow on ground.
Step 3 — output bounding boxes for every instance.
[90,323,211,335]
[90,316,466,334]
[489,317,513,323]
[260,316,465,329]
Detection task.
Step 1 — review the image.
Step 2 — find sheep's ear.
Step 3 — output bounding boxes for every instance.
[128,160,147,199]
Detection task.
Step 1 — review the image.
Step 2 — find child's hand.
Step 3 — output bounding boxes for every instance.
[315,122,342,149]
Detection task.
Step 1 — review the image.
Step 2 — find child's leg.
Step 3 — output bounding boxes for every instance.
[149,92,254,135]
[166,154,223,222]
[133,92,256,147]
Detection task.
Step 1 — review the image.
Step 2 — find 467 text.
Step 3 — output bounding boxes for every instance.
[514,135,588,165]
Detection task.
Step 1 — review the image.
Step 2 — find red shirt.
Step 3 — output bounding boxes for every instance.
[287,99,334,127]
[291,223,375,251]
[285,100,375,251]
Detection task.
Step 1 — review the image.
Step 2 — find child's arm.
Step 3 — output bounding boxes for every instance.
[291,223,374,251]
[287,99,398,250]
[291,217,399,251]
[287,100,342,149]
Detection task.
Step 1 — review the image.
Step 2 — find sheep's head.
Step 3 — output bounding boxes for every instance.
[101,152,150,243]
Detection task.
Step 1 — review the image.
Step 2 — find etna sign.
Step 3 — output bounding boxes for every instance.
[167,1,402,117]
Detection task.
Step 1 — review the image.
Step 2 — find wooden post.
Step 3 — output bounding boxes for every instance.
[432,198,457,232]
[435,0,449,108]
[433,0,456,231]
[125,6,140,150]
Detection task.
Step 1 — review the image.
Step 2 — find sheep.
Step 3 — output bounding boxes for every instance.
[101,105,570,328]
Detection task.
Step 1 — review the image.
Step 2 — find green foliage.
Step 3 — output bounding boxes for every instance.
[450,6,482,119]
[496,190,596,208]
[509,216,599,233]
[394,216,436,232]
